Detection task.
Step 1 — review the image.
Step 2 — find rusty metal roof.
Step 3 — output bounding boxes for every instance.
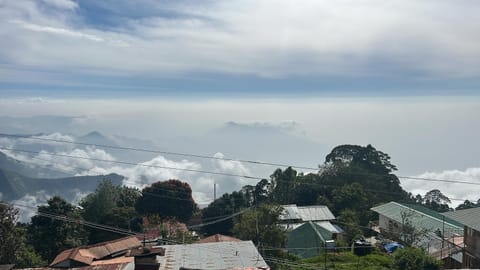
[17,262,133,270]
[195,234,242,244]
[50,236,141,267]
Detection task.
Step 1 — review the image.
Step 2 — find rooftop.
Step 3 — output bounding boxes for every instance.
[371,202,464,238]
[442,207,480,232]
[156,241,269,270]
[50,236,142,268]
[280,204,335,222]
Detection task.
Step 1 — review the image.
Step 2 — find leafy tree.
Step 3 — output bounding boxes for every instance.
[456,199,478,210]
[270,167,297,204]
[332,183,368,213]
[232,204,286,257]
[0,202,18,264]
[319,144,408,221]
[337,209,363,243]
[136,179,196,222]
[325,144,397,174]
[201,191,250,236]
[81,180,141,243]
[0,203,44,267]
[29,196,88,262]
[393,247,441,270]
[422,189,451,212]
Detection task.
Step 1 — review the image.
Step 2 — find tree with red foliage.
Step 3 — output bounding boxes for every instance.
[136,179,196,222]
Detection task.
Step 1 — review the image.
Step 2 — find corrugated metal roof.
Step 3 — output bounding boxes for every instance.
[442,207,480,232]
[156,241,269,270]
[280,205,335,221]
[195,234,242,244]
[16,262,134,270]
[297,206,335,221]
[50,236,141,267]
[371,202,464,238]
[281,221,342,234]
[280,205,302,220]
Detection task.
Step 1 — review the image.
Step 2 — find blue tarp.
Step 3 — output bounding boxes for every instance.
[383,242,404,253]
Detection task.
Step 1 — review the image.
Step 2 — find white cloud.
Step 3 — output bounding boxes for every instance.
[42,0,78,10]
[12,191,51,223]
[402,168,480,207]
[0,0,479,77]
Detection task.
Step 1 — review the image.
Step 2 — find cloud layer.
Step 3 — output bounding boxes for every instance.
[1,0,480,91]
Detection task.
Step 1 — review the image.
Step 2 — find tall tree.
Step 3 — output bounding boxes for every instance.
[136,179,196,222]
[0,203,44,267]
[422,189,451,212]
[81,180,141,243]
[320,144,408,221]
[232,204,286,257]
[29,196,88,262]
[270,167,297,204]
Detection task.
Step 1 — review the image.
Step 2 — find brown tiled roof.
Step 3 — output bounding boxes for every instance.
[195,234,241,243]
[18,262,132,270]
[50,236,141,267]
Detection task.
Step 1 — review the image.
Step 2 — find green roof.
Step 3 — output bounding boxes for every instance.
[371,202,464,237]
[286,221,333,258]
[398,203,464,228]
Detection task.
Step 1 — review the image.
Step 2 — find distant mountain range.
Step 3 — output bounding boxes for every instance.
[0,151,124,203]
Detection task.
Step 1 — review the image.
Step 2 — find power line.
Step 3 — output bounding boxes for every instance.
[0,133,319,171]
[3,146,480,188]
[0,147,262,180]
[2,147,475,204]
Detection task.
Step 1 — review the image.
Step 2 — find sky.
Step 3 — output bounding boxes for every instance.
[1,0,480,214]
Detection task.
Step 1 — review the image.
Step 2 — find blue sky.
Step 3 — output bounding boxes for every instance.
[1,0,480,97]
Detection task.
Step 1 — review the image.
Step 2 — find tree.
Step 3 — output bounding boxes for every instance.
[270,167,298,205]
[0,203,44,267]
[325,144,397,174]
[136,179,196,222]
[0,202,18,264]
[80,180,141,243]
[456,199,478,210]
[320,144,408,221]
[29,196,88,262]
[201,191,249,236]
[393,247,441,270]
[232,204,286,257]
[337,209,363,243]
[422,189,451,212]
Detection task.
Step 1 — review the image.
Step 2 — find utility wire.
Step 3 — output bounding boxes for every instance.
[0,133,319,171]
[2,146,480,188]
[1,147,474,204]
[0,147,262,180]
[4,132,480,185]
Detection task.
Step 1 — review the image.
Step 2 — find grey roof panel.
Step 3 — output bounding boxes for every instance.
[156,241,269,270]
[280,205,335,221]
[442,207,480,231]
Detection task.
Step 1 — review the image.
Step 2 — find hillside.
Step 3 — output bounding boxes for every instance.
[0,151,72,179]
[0,168,124,202]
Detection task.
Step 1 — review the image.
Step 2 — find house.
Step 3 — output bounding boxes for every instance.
[50,236,142,268]
[442,207,480,268]
[371,202,464,264]
[155,241,269,270]
[279,204,343,258]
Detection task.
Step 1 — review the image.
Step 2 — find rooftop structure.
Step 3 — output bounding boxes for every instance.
[50,236,142,268]
[156,241,269,270]
[280,204,335,222]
